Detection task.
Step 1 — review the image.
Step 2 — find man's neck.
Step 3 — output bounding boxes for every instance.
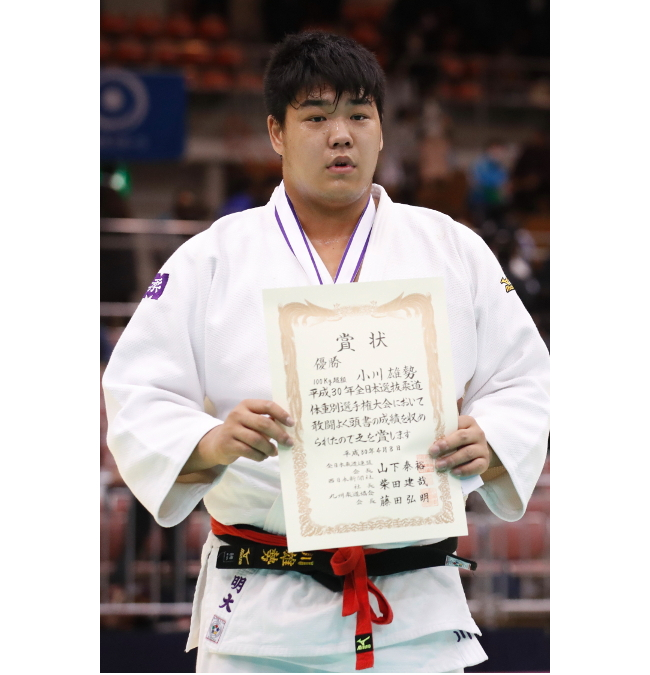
[283,182,373,280]
[283,182,372,243]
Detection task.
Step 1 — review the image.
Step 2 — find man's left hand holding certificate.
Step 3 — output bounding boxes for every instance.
[263,277,473,552]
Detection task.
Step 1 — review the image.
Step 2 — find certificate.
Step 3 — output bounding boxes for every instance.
[263,278,467,551]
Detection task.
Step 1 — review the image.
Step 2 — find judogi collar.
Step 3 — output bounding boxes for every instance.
[273,181,377,285]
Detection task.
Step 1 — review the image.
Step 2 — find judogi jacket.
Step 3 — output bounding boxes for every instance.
[103,183,549,659]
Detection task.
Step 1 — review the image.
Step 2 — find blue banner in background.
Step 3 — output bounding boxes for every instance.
[100,69,185,161]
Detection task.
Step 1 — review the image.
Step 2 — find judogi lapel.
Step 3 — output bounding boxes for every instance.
[272,181,376,285]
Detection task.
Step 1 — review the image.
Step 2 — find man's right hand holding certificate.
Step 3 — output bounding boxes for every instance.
[429,415,503,478]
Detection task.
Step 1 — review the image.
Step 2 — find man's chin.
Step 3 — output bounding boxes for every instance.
[317,177,371,205]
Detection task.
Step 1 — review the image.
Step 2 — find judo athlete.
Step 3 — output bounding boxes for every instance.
[103,32,550,673]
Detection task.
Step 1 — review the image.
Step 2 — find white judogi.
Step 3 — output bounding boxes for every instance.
[103,183,549,672]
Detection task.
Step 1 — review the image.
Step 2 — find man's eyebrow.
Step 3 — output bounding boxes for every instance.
[297,96,373,109]
[298,99,333,108]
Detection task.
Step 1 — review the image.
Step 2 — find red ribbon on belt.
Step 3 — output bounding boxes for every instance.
[211,518,393,670]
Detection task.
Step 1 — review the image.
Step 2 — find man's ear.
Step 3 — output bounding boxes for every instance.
[267,115,284,156]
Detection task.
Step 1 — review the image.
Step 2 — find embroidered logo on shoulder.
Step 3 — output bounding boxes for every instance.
[206,614,227,644]
[453,630,475,642]
[143,273,169,300]
[500,276,515,293]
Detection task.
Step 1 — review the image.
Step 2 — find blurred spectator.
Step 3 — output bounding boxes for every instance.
[376,105,419,203]
[419,129,451,183]
[172,189,210,220]
[485,224,540,313]
[469,139,510,221]
[511,128,550,213]
[218,164,279,218]
[219,188,255,218]
[101,324,113,365]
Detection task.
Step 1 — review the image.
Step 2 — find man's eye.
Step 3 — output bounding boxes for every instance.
[309,116,326,122]
[351,114,368,120]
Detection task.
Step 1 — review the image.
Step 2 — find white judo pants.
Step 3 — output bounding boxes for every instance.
[197,651,464,673]
[196,631,472,673]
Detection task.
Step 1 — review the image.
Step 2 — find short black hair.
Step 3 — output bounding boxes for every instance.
[264,32,386,126]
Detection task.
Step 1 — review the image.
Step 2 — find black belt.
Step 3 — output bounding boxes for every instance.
[215,527,477,593]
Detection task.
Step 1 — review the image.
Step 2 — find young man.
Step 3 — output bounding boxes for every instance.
[103,33,550,673]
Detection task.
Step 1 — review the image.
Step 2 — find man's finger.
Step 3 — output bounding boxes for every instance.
[234,427,278,457]
[227,439,268,463]
[430,427,480,456]
[238,445,271,463]
[457,415,475,429]
[240,410,294,447]
[242,399,294,427]
[450,458,487,477]
[435,444,484,470]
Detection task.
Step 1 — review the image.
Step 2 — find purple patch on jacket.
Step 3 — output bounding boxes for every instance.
[143,273,169,300]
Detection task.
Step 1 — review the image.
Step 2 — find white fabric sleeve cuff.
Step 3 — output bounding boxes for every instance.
[158,466,227,527]
[153,418,227,527]
[472,415,525,521]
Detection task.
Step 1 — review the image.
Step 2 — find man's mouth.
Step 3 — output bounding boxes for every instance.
[327,157,356,173]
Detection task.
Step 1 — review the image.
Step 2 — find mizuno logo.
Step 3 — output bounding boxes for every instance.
[356,635,372,651]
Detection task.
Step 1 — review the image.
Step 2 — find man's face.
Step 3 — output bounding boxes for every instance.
[268,86,383,206]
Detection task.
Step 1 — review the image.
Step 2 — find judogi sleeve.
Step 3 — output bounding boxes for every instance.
[102,229,225,527]
[456,227,550,521]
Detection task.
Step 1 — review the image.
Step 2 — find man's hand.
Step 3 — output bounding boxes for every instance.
[180,400,295,476]
[428,415,501,477]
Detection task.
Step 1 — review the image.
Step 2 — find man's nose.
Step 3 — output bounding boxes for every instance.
[329,120,353,147]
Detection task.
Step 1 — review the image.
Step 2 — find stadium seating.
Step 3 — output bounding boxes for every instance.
[132,14,163,38]
[212,44,245,68]
[489,512,547,560]
[456,519,479,559]
[114,38,147,65]
[198,14,228,42]
[101,13,130,36]
[180,39,212,66]
[150,39,181,67]
[165,14,194,39]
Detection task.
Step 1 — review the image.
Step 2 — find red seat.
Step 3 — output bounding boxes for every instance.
[198,14,228,41]
[150,39,181,66]
[201,69,234,92]
[456,520,479,559]
[114,38,148,65]
[101,13,131,36]
[526,494,550,516]
[180,39,212,66]
[350,22,382,50]
[100,38,113,62]
[488,513,547,560]
[132,14,163,38]
[342,5,387,22]
[235,71,264,93]
[212,44,244,68]
[166,14,195,39]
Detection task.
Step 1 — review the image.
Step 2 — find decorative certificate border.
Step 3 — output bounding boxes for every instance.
[278,293,455,538]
